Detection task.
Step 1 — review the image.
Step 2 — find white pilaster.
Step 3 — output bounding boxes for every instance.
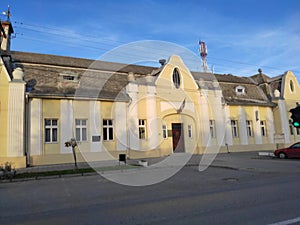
[238,106,248,145]
[126,83,139,150]
[198,90,210,147]
[115,102,127,151]
[213,90,225,146]
[146,85,158,150]
[253,107,262,144]
[29,98,42,156]
[266,107,275,144]
[278,99,290,143]
[224,105,233,145]
[60,100,73,153]
[90,101,102,152]
[7,81,26,157]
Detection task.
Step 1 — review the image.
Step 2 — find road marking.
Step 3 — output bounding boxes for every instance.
[268,217,300,225]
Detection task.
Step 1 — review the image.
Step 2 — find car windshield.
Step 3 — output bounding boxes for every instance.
[291,143,300,148]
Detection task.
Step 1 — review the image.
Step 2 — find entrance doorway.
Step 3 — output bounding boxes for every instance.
[172,123,185,152]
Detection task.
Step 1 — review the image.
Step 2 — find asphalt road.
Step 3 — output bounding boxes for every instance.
[1,156,300,225]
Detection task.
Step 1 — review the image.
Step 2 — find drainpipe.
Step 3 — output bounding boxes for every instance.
[25,93,30,167]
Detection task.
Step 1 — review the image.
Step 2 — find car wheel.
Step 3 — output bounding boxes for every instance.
[278,152,287,159]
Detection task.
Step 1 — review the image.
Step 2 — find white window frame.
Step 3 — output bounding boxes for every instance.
[246,120,253,137]
[45,119,58,143]
[162,125,167,139]
[103,119,114,141]
[188,125,192,138]
[172,68,181,89]
[260,120,267,137]
[297,127,300,135]
[139,119,146,140]
[75,119,88,142]
[231,120,239,138]
[289,120,294,135]
[235,85,245,94]
[209,120,216,138]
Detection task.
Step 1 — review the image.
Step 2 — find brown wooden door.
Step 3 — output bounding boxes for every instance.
[172,123,184,152]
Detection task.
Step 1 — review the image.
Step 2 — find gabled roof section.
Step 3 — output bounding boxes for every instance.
[250,73,270,84]
[1,54,13,80]
[250,71,284,99]
[11,51,158,101]
[192,71,276,106]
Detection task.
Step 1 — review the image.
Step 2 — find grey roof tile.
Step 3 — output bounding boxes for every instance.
[10,51,280,107]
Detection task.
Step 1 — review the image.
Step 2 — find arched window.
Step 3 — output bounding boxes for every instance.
[172,68,180,88]
[290,80,294,92]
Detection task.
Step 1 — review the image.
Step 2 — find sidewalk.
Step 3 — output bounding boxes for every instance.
[6,150,300,182]
[15,151,268,174]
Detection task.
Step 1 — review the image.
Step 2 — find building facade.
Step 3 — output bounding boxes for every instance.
[1,21,300,168]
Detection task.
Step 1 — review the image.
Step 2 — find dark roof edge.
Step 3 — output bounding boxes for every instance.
[226,102,277,107]
[10,51,158,74]
[27,93,130,102]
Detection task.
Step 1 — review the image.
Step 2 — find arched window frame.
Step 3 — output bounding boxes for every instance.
[172,68,181,89]
[290,80,295,93]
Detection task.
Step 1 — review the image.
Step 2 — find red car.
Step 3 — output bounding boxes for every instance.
[274,142,300,159]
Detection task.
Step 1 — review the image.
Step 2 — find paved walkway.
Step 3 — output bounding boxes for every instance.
[15,151,277,174]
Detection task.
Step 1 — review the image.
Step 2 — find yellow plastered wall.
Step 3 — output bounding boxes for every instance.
[155,55,200,154]
[283,71,300,143]
[0,64,10,157]
[156,55,198,104]
[283,71,300,120]
[283,71,300,102]
[42,99,60,154]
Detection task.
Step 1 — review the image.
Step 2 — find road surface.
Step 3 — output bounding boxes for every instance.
[1,156,300,225]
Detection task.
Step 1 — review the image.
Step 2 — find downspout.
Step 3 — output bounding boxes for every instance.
[25,93,30,167]
[126,98,132,159]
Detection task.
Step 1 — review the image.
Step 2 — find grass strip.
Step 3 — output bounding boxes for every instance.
[13,165,138,179]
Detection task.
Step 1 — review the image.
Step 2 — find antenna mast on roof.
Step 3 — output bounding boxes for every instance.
[2,5,11,21]
[199,40,209,73]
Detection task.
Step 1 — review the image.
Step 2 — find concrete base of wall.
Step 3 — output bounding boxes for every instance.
[30,151,119,166]
[0,156,26,169]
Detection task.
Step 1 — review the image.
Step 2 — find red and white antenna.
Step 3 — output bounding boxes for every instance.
[199,40,209,72]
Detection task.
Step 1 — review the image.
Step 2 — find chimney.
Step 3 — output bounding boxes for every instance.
[159,59,166,66]
[1,20,14,52]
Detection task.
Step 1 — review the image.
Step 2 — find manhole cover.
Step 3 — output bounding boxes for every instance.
[223,178,239,182]
[245,167,255,170]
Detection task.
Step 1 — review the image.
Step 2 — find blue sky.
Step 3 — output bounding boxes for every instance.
[2,0,300,79]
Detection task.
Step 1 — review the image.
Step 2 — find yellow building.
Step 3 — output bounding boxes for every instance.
[1,21,300,168]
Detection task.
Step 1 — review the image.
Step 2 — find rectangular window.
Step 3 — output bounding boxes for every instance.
[246,120,253,137]
[231,120,239,137]
[75,119,88,142]
[260,120,267,137]
[188,125,192,138]
[139,119,146,140]
[45,119,58,143]
[162,125,167,139]
[63,75,75,81]
[209,120,216,138]
[103,119,113,141]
